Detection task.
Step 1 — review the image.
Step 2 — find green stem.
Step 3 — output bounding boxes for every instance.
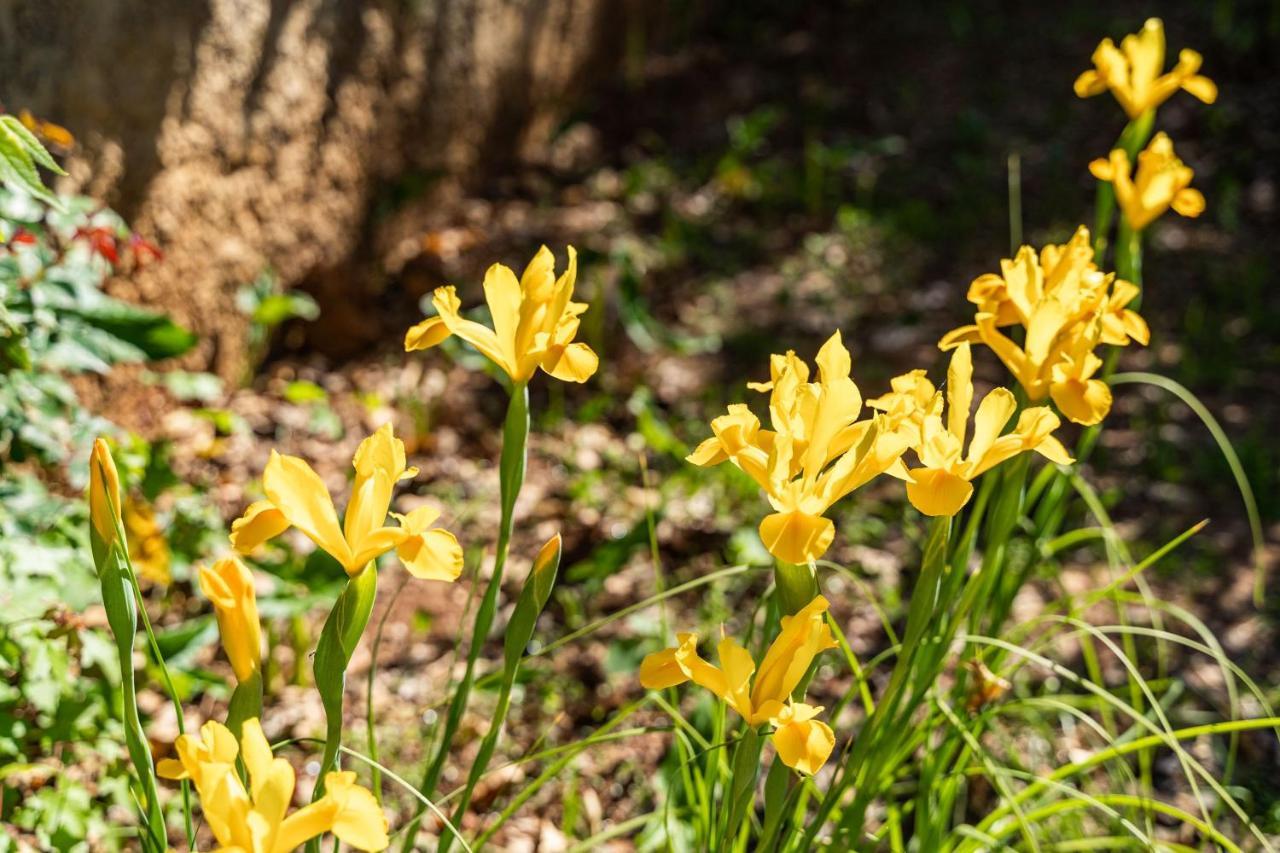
[403,382,530,851]
[807,516,951,849]
[101,475,194,848]
[99,559,167,852]
[720,728,764,851]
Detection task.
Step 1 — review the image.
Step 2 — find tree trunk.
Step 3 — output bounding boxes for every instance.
[0,0,627,377]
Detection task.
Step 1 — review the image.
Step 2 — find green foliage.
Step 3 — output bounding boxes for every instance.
[236,269,320,374]
[0,148,206,848]
[0,115,66,207]
[0,190,195,465]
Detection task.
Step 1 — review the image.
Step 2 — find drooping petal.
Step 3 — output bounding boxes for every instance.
[1181,73,1217,104]
[772,716,835,775]
[397,528,464,582]
[905,467,975,517]
[1051,377,1113,426]
[403,316,451,352]
[758,511,836,565]
[639,647,690,689]
[325,771,391,851]
[1073,69,1108,97]
[230,499,291,553]
[541,341,599,382]
[262,451,352,567]
[1171,187,1205,218]
[430,285,513,377]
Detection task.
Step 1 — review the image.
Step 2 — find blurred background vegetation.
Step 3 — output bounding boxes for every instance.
[1,0,1277,848]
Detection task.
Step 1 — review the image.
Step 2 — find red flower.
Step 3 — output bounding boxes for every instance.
[75,226,119,265]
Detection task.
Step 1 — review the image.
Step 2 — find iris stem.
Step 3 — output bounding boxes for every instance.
[719,727,764,852]
[403,382,530,850]
[805,515,951,849]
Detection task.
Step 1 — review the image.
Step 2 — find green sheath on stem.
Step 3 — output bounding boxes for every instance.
[312,562,378,795]
[773,559,819,617]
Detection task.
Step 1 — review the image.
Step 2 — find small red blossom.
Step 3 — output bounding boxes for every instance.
[10,228,37,246]
[75,226,119,265]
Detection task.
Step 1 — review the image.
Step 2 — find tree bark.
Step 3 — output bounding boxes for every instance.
[0,0,626,377]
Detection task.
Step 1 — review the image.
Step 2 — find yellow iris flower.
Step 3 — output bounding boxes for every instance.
[123,497,171,585]
[938,227,1148,425]
[230,424,463,581]
[874,344,1073,516]
[404,245,598,384]
[158,718,388,852]
[640,595,838,774]
[1089,132,1205,231]
[687,332,909,564]
[1073,17,1216,119]
[199,557,263,683]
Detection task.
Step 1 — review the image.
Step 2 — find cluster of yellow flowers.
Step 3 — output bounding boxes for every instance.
[1077,18,1209,234]
[938,225,1147,427]
[84,16,1217,842]
[158,719,388,852]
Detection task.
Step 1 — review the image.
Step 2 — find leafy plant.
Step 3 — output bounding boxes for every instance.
[0,190,195,466]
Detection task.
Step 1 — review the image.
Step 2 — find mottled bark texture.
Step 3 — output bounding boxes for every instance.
[0,0,623,376]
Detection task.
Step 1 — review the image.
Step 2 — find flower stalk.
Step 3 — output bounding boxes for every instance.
[405,381,530,848]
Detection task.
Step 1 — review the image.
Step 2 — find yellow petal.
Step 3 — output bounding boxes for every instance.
[157,757,188,780]
[686,436,728,467]
[431,285,513,378]
[397,528,464,582]
[482,263,524,374]
[772,717,835,775]
[1171,187,1205,218]
[352,424,408,482]
[541,341,599,383]
[238,719,294,830]
[1181,73,1217,104]
[344,465,398,567]
[1123,309,1151,346]
[198,558,262,682]
[404,316,451,351]
[938,324,982,351]
[395,504,441,535]
[1073,69,1107,98]
[1089,157,1115,181]
[639,647,690,689]
[967,388,1017,464]
[946,343,973,447]
[1051,377,1113,425]
[229,499,291,554]
[905,467,974,517]
[753,596,835,711]
[262,451,352,567]
[759,511,836,565]
[716,636,758,720]
[326,771,391,851]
